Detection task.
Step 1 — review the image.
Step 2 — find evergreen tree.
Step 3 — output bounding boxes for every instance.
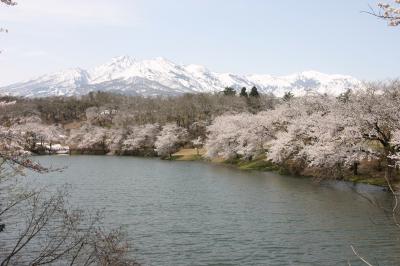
[283,91,294,102]
[249,86,260,97]
[239,87,248,97]
[223,87,236,96]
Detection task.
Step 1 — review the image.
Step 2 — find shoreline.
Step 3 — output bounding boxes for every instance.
[169,149,390,188]
[33,148,391,189]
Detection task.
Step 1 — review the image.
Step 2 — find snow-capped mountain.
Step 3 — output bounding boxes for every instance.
[0,56,361,97]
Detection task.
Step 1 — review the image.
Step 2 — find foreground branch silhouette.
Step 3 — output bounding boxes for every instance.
[0,133,139,265]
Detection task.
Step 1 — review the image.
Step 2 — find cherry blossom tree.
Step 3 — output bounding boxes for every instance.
[343,84,400,180]
[389,130,400,166]
[68,124,108,153]
[205,96,335,162]
[121,124,160,155]
[155,123,188,158]
[205,114,246,160]
[265,100,329,173]
[86,106,117,127]
[267,108,370,178]
[105,128,125,154]
[205,106,291,161]
[205,113,269,160]
[264,94,388,177]
[367,1,400,26]
[9,120,66,153]
[0,116,67,153]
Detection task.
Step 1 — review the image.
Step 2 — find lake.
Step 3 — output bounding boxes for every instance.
[25,156,400,265]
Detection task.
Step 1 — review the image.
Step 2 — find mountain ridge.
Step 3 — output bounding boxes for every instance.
[0,56,361,97]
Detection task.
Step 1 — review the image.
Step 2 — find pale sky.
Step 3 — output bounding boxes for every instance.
[0,0,399,85]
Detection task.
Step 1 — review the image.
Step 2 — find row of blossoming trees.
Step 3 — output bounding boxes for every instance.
[206,82,400,182]
[0,91,274,157]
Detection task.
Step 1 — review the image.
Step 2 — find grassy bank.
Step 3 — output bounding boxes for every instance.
[345,175,389,187]
[171,149,299,176]
[171,148,206,161]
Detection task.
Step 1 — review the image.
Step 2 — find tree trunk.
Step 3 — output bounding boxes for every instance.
[353,162,358,176]
[336,162,344,179]
[386,157,394,181]
[376,160,383,172]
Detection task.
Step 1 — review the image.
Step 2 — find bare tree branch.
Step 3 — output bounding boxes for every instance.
[0,0,17,6]
[350,245,374,266]
[363,1,400,26]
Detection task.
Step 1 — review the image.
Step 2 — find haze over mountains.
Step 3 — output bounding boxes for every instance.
[0,56,361,98]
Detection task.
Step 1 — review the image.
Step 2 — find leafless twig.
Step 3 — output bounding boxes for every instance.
[350,245,374,266]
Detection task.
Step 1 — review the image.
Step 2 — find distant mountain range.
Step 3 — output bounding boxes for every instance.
[0,56,361,97]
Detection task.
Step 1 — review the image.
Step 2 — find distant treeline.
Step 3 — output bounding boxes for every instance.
[0,88,276,127]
